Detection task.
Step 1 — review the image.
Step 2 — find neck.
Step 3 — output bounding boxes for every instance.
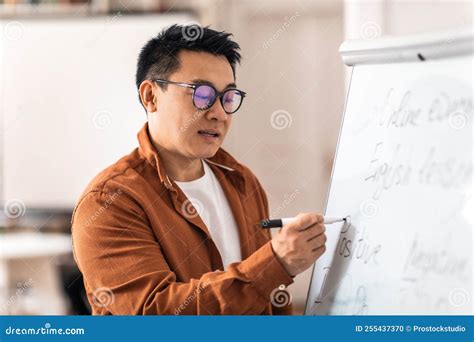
[151,141,204,182]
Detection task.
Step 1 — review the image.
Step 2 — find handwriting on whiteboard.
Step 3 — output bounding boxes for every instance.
[376,88,472,128]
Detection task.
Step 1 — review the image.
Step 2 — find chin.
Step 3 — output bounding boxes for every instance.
[192,142,220,158]
[200,148,219,159]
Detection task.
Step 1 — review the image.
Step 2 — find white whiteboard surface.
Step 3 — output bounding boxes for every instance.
[305,32,473,315]
[0,14,193,208]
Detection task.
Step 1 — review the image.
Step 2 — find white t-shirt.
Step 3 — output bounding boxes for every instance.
[175,160,242,269]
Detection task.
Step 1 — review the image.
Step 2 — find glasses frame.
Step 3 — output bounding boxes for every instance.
[155,79,246,114]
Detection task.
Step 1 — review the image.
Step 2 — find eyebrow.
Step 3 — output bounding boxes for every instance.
[190,78,237,90]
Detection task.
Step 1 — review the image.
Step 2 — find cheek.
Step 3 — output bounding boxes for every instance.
[173,90,195,112]
[162,100,198,133]
[223,117,232,135]
[181,110,203,132]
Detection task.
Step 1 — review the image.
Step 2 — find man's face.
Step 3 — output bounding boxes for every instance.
[148,50,236,160]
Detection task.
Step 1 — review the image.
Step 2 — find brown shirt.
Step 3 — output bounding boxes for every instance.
[71,123,294,315]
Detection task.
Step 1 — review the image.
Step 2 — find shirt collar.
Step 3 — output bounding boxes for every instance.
[137,123,244,189]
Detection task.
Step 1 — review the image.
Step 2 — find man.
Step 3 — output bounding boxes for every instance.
[72,24,327,315]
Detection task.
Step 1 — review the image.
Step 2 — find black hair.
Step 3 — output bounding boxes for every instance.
[135,24,241,106]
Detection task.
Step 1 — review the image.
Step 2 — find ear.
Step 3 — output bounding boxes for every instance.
[139,80,159,113]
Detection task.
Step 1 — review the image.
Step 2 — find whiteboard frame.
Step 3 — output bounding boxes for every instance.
[340,28,473,66]
[304,28,474,315]
[303,66,354,316]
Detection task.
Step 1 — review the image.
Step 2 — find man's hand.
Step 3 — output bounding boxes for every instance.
[271,212,327,276]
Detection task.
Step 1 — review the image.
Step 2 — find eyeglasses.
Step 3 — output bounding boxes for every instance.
[155,79,246,114]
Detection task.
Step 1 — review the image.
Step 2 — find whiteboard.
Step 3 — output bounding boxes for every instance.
[305,29,473,315]
[0,14,193,208]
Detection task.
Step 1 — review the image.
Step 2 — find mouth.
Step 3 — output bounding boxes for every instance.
[197,129,221,138]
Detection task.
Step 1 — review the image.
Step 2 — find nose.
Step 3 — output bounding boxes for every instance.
[205,98,228,122]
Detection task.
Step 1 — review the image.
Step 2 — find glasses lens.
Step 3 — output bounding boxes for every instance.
[222,90,243,114]
[193,85,216,110]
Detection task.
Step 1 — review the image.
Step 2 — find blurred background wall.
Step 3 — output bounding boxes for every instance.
[0,0,472,315]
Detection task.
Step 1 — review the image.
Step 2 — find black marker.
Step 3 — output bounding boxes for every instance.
[260,217,346,228]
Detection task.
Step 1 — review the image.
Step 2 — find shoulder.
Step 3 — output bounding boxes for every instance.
[72,148,156,218]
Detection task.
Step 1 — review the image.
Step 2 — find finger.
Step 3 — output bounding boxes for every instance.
[286,213,323,231]
[309,233,327,250]
[312,244,327,258]
[302,223,326,239]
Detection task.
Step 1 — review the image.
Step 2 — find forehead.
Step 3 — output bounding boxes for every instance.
[171,50,235,88]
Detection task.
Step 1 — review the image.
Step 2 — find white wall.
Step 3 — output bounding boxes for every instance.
[0,14,193,208]
[344,0,473,40]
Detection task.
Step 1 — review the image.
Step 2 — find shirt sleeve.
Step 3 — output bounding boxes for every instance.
[253,176,295,315]
[71,189,294,315]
